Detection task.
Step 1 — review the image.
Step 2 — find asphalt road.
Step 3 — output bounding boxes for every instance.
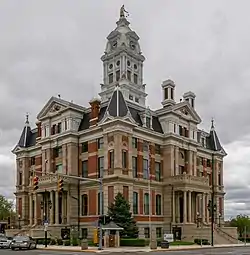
[1,246,250,254]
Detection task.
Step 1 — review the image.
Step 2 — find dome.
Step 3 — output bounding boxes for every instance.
[104,16,142,55]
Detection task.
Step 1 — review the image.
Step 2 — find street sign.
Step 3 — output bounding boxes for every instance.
[164,233,174,242]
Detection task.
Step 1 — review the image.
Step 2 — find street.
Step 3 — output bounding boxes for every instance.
[1,246,250,254]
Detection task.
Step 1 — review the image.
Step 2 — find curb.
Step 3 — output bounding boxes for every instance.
[37,247,100,253]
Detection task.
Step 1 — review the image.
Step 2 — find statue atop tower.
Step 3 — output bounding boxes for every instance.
[120,5,129,18]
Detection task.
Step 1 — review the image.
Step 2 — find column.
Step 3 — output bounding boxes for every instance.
[62,145,67,174]
[202,193,206,223]
[188,151,192,175]
[50,192,54,224]
[67,191,71,224]
[55,191,59,224]
[183,191,187,223]
[34,194,37,225]
[206,194,210,223]
[61,193,65,224]
[193,152,197,176]
[29,194,33,225]
[188,191,192,223]
[175,146,179,175]
[172,190,175,223]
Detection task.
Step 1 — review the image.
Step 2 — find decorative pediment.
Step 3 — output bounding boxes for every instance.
[99,111,136,126]
[173,102,202,124]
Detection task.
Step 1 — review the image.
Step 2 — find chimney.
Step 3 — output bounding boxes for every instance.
[89,97,101,127]
[183,91,196,108]
[161,79,176,107]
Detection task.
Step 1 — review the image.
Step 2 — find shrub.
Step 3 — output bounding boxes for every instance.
[71,238,78,246]
[194,239,210,245]
[120,238,146,247]
[50,239,56,245]
[57,239,63,245]
[64,240,70,246]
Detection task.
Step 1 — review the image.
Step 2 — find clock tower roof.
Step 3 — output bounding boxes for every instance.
[103,6,142,56]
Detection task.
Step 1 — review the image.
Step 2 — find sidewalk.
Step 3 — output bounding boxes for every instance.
[37,243,250,253]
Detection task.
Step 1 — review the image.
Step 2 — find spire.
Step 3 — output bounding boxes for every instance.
[106,85,129,118]
[17,113,32,148]
[25,112,29,125]
[208,118,223,152]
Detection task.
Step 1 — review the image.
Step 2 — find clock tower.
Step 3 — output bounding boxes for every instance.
[99,6,147,106]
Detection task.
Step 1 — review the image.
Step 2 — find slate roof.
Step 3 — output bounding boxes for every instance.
[14,91,223,155]
[208,121,224,152]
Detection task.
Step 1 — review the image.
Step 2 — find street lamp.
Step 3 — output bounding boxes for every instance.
[196,212,200,228]
[218,213,221,227]
[18,215,21,229]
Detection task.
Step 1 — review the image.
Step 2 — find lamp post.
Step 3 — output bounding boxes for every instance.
[218,213,221,227]
[18,215,21,229]
[196,212,200,228]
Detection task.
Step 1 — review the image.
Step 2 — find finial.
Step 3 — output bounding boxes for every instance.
[58,94,61,98]
[25,112,29,125]
[120,5,129,18]
[211,117,215,129]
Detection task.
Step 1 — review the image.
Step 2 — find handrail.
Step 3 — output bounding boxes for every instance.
[216,227,240,242]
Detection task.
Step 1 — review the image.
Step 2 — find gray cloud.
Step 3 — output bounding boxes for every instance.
[0,0,250,218]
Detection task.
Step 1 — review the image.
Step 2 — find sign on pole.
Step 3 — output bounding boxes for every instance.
[164,233,174,242]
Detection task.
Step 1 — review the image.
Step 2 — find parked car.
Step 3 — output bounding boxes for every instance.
[10,235,36,250]
[0,236,12,249]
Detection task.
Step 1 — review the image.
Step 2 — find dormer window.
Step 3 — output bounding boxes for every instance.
[135,97,139,103]
[129,94,133,100]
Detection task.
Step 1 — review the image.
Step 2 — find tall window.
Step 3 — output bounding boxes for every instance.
[54,147,62,158]
[97,138,104,149]
[143,159,149,179]
[144,227,150,238]
[156,194,162,215]
[127,70,131,80]
[98,157,104,178]
[133,192,138,214]
[116,70,120,81]
[82,142,88,153]
[56,164,63,173]
[144,193,149,215]
[108,150,114,169]
[82,160,88,178]
[155,162,161,181]
[134,73,138,84]
[98,192,104,215]
[122,150,127,168]
[109,73,113,84]
[155,144,161,154]
[164,88,168,100]
[132,137,137,148]
[81,194,88,216]
[156,227,162,238]
[19,172,22,186]
[132,157,138,178]
[57,122,62,133]
[81,228,88,239]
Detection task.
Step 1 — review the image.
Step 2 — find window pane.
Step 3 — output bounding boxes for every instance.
[133,192,138,214]
[132,157,138,178]
[82,160,88,178]
[143,159,149,179]
[144,193,149,215]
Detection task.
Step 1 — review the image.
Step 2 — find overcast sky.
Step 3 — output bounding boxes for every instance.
[0,0,249,219]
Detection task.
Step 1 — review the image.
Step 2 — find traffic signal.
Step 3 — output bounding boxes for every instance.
[58,178,64,192]
[33,176,39,191]
[207,200,217,212]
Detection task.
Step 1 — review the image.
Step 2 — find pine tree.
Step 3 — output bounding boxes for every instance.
[108,192,138,238]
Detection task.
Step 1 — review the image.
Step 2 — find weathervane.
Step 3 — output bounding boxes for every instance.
[120,5,129,18]
[25,112,29,124]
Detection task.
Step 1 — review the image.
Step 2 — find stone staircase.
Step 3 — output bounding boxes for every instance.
[180,223,239,245]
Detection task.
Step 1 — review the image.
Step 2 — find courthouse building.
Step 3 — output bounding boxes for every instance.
[12,8,237,243]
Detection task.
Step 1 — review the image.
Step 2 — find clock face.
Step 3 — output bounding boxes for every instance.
[112,41,117,48]
[130,41,136,50]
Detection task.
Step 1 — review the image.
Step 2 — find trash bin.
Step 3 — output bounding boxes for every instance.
[161,241,169,249]
[81,239,88,250]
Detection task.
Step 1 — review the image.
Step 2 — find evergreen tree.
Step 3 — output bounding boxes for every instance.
[108,192,138,238]
[0,195,14,220]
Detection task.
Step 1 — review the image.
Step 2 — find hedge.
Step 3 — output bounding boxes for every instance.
[194,239,210,245]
